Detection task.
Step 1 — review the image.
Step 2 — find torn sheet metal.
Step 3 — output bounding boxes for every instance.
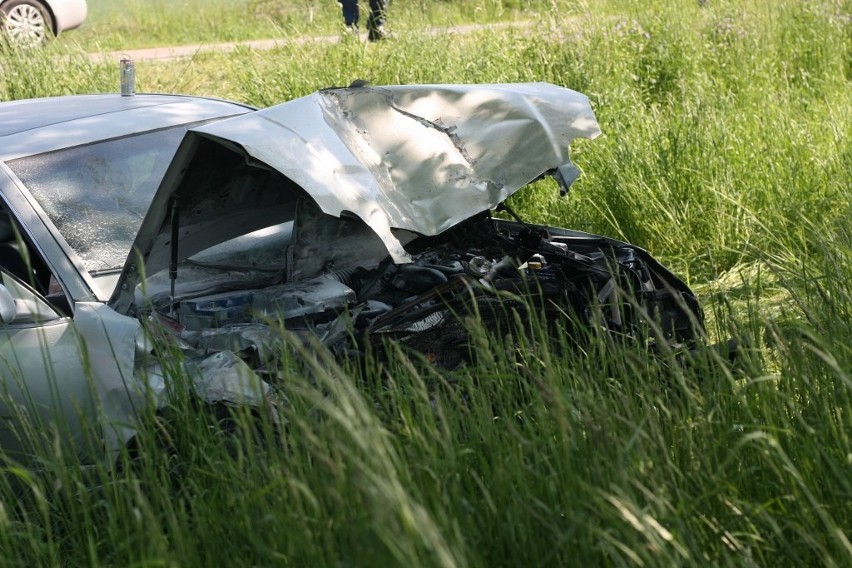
[192,82,600,261]
[187,350,271,406]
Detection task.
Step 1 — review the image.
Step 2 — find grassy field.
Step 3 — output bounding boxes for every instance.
[1,0,851,566]
[66,0,552,50]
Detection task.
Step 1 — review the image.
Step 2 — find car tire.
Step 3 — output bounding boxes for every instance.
[1,0,54,46]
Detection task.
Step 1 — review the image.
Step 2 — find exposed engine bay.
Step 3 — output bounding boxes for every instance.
[107,82,706,379]
[139,198,703,374]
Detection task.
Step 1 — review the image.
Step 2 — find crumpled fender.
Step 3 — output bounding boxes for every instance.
[74,302,149,464]
[76,302,275,464]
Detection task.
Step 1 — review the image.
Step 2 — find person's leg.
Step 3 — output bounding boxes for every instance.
[367,0,387,40]
[338,0,359,27]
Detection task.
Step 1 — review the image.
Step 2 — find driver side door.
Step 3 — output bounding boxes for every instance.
[0,271,97,466]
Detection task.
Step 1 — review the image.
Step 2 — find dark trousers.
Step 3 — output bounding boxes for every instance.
[338,0,386,32]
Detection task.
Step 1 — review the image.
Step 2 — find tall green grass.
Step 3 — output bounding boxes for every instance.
[66,0,560,51]
[0,0,850,565]
[1,291,849,565]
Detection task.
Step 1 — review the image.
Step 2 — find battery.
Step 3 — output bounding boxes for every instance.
[120,58,135,96]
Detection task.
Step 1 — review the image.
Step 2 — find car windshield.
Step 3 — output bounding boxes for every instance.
[7,126,189,275]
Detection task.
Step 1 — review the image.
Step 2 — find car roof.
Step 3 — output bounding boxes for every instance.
[0,93,254,161]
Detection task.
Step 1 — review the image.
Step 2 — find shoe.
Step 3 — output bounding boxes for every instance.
[367,25,390,42]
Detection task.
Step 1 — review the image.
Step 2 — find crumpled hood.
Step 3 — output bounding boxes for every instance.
[200,82,600,254]
[112,82,600,310]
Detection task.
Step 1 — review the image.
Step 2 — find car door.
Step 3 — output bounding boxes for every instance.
[0,270,98,465]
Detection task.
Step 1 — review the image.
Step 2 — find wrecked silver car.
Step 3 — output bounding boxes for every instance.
[0,83,703,465]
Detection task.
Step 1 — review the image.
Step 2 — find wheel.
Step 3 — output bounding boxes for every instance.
[1,0,53,46]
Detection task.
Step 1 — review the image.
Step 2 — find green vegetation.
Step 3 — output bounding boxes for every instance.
[1,0,850,565]
[69,0,557,51]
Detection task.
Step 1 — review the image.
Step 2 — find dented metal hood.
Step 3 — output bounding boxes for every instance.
[111,82,600,311]
[202,82,600,251]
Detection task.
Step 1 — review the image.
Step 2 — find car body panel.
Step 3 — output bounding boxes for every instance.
[113,82,602,306]
[0,94,254,161]
[72,301,151,464]
[0,272,96,462]
[200,82,599,261]
[45,0,87,33]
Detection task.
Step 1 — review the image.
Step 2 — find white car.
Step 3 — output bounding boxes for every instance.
[0,83,707,467]
[1,0,87,45]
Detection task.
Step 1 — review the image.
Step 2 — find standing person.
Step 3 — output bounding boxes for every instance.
[338,0,388,41]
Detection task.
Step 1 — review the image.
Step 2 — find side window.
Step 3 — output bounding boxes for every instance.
[0,270,60,325]
[0,208,69,316]
[0,209,48,290]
